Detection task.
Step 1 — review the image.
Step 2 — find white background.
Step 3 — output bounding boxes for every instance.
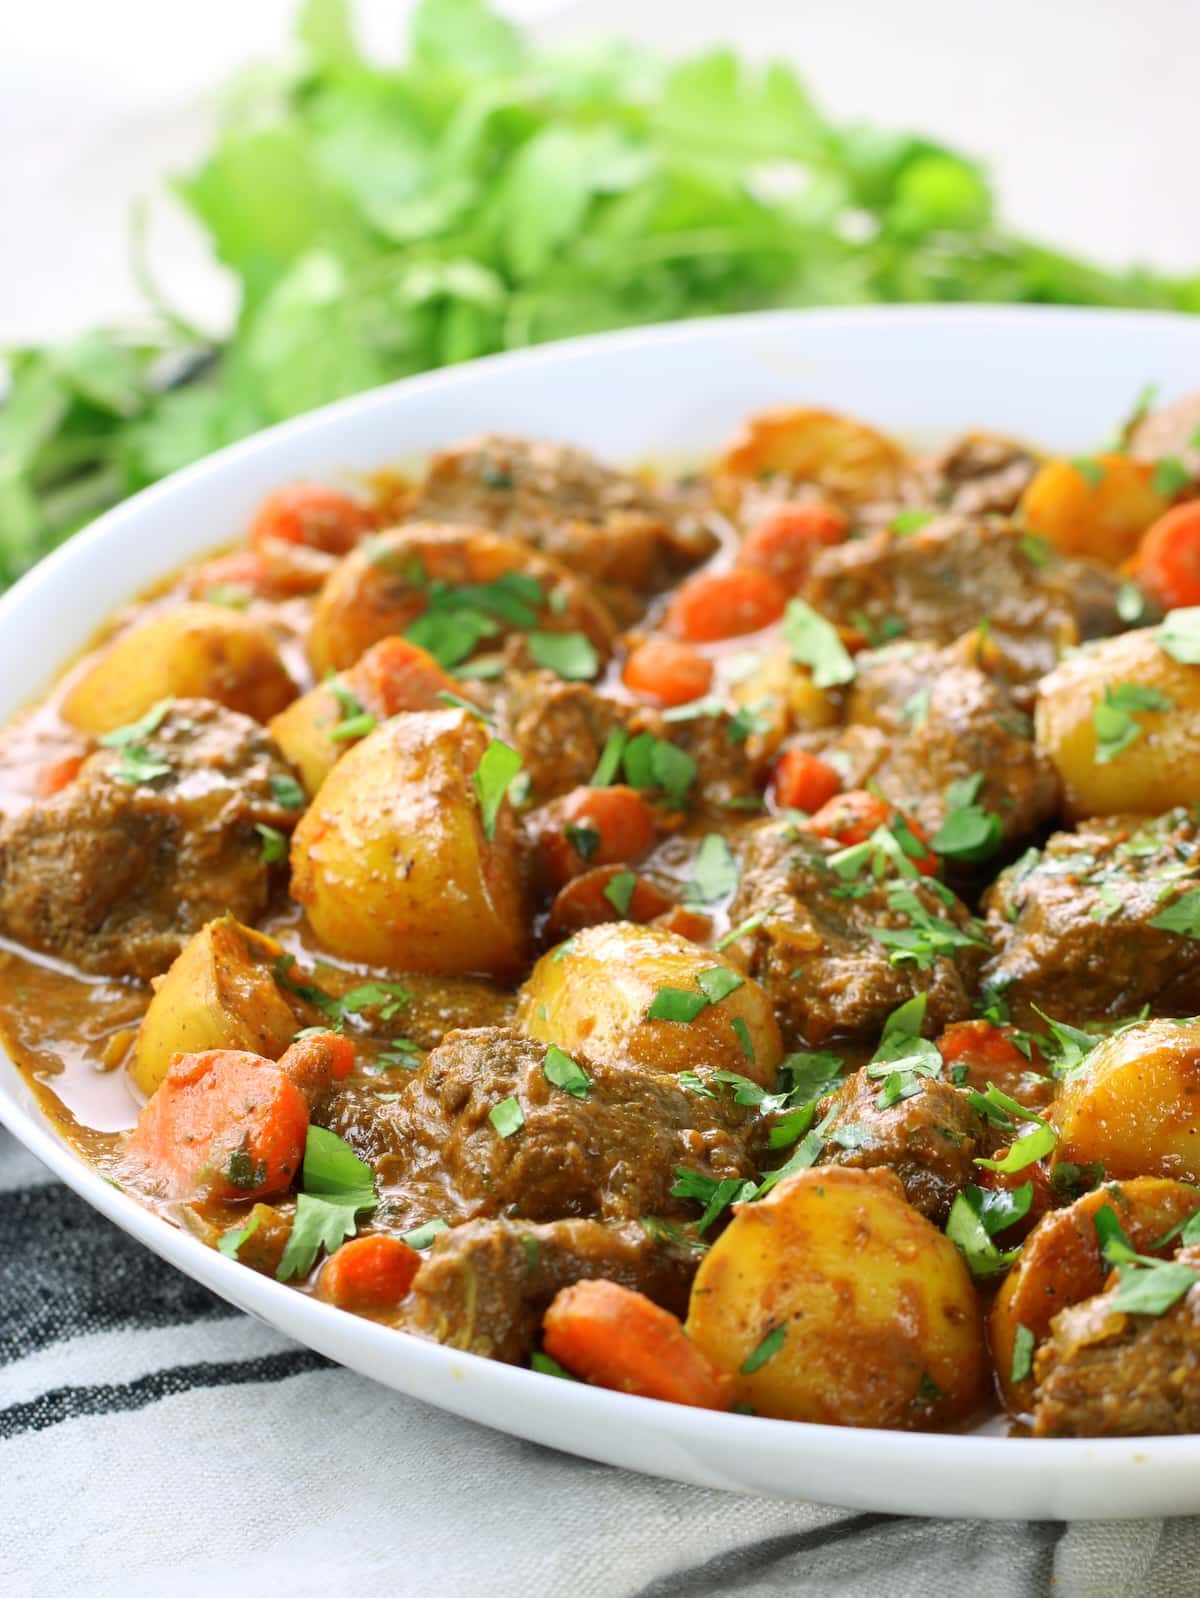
[2,0,1198,344]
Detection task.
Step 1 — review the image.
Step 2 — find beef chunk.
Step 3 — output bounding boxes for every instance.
[404,1216,699,1362]
[917,433,1040,517]
[804,515,1125,681]
[820,639,1057,852]
[1128,392,1200,484]
[409,433,717,598]
[0,700,296,980]
[982,809,1200,1025]
[724,820,989,1047]
[816,1068,986,1222]
[499,670,758,807]
[322,1026,756,1228]
[1033,1245,1200,1437]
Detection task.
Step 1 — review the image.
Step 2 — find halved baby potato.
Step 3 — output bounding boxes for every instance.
[990,1175,1200,1416]
[1035,627,1200,818]
[307,523,615,676]
[62,603,296,734]
[130,917,297,1098]
[290,708,527,977]
[516,921,783,1086]
[685,1166,985,1427]
[717,407,909,510]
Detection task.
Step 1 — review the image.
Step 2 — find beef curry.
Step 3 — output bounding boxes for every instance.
[5,397,1200,1437]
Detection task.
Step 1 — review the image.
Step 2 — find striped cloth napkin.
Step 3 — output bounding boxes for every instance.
[0,1126,1192,1597]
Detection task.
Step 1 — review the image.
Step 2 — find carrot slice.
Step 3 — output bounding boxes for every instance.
[665,567,788,643]
[546,867,673,940]
[128,1049,309,1202]
[543,1279,730,1409]
[537,785,658,888]
[740,502,847,589]
[350,636,457,717]
[771,748,842,813]
[1134,503,1200,607]
[36,753,85,798]
[622,638,714,707]
[317,1234,421,1310]
[278,1032,356,1110]
[250,484,375,555]
[937,1019,1048,1107]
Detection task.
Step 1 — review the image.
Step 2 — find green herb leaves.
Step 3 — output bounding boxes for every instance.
[1148,888,1200,939]
[1092,681,1174,764]
[929,773,1003,863]
[647,987,710,1023]
[685,834,739,905]
[472,739,522,838]
[488,1095,525,1138]
[588,727,697,806]
[101,699,175,786]
[1157,608,1200,665]
[782,599,855,688]
[740,1322,787,1374]
[276,1125,378,1281]
[527,631,599,681]
[945,1183,1028,1278]
[543,1044,590,1100]
[1093,1203,1200,1317]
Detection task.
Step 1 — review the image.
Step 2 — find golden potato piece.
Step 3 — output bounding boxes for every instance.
[516,921,782,1086]
[990,1175,1200,1416]
[686,1166,984,1427]
[1019,454,1167,567]
[130,918,296,1098]
[1051,1019,1200,1185]
[717,407,908,509]
[290,709,527,977]
[722,644,837,762]
[307,522,615,676]
[1035,627,1200,819]
[62,603,297,734]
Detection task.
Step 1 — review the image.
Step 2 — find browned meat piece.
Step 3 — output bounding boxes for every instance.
[1033,1245,1200,1437]
[804,515,1125,681]
[322,1026,757,1229]
[917,433,1041,517]
[820,639,1057,850]
[405,1216,700,1362]
[816,1068,986,1222]
[982,809,1200,1026]
[408,433,717,599]
[1128,392,1200,487]
[723,820,989,1047]
[0,700,297,981]
[499,670,758,807]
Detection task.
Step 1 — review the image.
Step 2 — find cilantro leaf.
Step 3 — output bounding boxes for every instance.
[782,599,855,688]
[1092,681,1174,764]
[740,1322,787,1374]
[489,1095,525,1138]
[647,986,710,1023]
[1157,608,1200,665]
[270,772,306,808]
[302,1124,374,1194]
[255,823,288,864]
[602,869,637,916]
[1148,887,1200,939]
[527,631,599,680]
[472,739,522,839]
[402,1217,450,1250]
[685,833,739,905]
[276,1191,376,1281]
[1010,1322,1035,1384]
[543,1044,590,1100]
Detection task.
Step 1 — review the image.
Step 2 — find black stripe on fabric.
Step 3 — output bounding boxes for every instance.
[630,1516,901,1598]
[0,1348,331,1440]
[0,1180,235,1365]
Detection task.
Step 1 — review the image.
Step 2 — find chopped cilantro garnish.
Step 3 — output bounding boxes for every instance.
[472,739,522,839]
[339,979,411,1022]
[1115,580,1147,624]
[1092,681,1174,764]
[696,966,743,1003]
[1157,608,1200,664]
[1071,456,1106,489]
[1032,1006,1101,1077]
[527,630,599,680]
[437,689,492,722]
[715,905,776,950]
[217,1214,261,1260]
[872,886,987,970]
[1153,456,1192,497]
[671,1167,756,1234]
[402,1218,450,1250]
[255,822,288,864]
[755,1108,838,1194]
[99,699,174,749]
[277,1191,377,1281]
[890,509,934,536]
[328,711,377,742]
[974,1120,1057,1174]
[1092,1202,1200,1316]
[731,1016,755,1063]
[1019,531,1055,568]
[782,599,855,688]
[619,732,697,804]
[590,727,627,787]
[303,1124,374,1194]
[678,1069,716,1098]
[646,986,710,1023]
[603,870,637,916]
[945,1183,1028,1278]
[225,1145,267,1192]
[270,772,306,808]
[740,1322,788,1374]
[110,746,173,786]
[543,1044,590,1100]
[1010,1322,1035,1384]
[531,1351,578,1381]
[564,822,600,862]
[489,1095,525,1138]
[273,953,343,1023]
[1148,887,1200,939]
[684,834,739,905]
[930,773,1003,863]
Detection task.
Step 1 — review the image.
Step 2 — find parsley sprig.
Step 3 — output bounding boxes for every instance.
[1092,681,1174,765]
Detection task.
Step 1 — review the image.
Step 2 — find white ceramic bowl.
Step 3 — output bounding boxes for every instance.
[5,306,1200,1520]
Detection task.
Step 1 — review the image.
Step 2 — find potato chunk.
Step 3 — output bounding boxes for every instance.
[1019,454,1167,567]
[1035,627,1200,819]
[290,709,527,977]
[130,918,298,1098]
[307,523,615,676]
[989,1176,1200,1416]
[515,921,782,1086]
[1050,1020,1200,1185]
[685,1167,984,1426]
[62,603,296,734]
[717,407,909,511]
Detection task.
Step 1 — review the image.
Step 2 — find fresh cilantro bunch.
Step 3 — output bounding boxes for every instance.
[4,0,1199,588]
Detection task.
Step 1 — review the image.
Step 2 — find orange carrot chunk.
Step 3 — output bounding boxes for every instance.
[771,747,842,814]
[537,785,658,888]
[36,753,86,798]
[665,567,788,643]
[546,867,674,940]
[1134,503,1200,608]
[622,637,714,707]
[806,789,938,875]
[278,1031,356,1109]
[543,1279,730,1410]
[250,484,375,555]
[128,1049,309,1203]
[351,636,458,717]
[740,502,848,589]
[317,1234,421,1310]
